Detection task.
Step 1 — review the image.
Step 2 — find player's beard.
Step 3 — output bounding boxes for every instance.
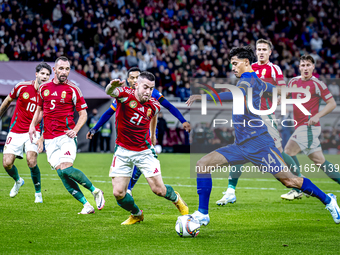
[137,90,150,103]
[56,73,68,83]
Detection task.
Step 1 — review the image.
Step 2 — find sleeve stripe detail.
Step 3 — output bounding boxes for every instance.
[278,80,286,85]
[325,93,333,99]
[67,81,83,96]
[157,95,164,101]
[110,105,116,111]
[312,77,327,89]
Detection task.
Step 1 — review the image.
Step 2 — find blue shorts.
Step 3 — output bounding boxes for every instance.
[216,133,286,174]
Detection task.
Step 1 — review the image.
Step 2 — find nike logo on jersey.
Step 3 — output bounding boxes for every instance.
[30,97,36,101]
[52,91,58,96]
[138,107,144,112]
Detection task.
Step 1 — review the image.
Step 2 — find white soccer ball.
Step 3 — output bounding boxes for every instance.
[175,215,200,237]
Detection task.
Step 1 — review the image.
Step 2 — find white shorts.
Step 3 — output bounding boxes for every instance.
[289,125,322,156]
[262,114,282,148]
[109,145,161,178]
[3,132,40,159]
[45,135,77,170]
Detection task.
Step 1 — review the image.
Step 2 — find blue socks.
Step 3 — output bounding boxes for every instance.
[197,174,212,215]
[128,166,142,190]
[300,177,331,205]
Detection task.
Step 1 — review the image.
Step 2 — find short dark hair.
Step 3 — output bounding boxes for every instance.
[229,46,256,64]
[36,62,52,75]
[139,71,155,82]
[300,54,315,64]
[256,39,273,50]
[55,56,70,65]
[127,67,141,78]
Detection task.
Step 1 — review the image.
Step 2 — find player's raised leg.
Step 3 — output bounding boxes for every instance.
[3,154,24,198]
[26,151,43,203]
[275,169,340,223]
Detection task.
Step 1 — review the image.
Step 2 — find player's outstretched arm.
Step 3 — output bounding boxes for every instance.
[0,96,13,118]
[159,98,191,132]
[105,79,125,97]
[186,95,202,107]
[150,114,158,146]
[29,106,43,143]
[65,109,87,138]
[308,98,337,126]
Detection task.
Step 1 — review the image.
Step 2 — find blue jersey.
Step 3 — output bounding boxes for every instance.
[233,71,269,144]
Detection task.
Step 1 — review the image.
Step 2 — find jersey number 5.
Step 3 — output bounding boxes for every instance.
[130,113,143,125]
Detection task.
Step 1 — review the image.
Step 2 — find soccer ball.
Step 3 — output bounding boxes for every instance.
[175,215,200,237]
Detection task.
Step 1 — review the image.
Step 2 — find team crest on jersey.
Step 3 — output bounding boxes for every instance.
[44,90,50,96]
[129,100,137,108]
[261,69,266,76]
[23,92,29,99]
[61,91,66,98]
[147,108,152,117]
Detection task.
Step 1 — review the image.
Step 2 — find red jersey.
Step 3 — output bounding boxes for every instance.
[8,80,41,134]
[252,61,286,110]
[114,87,161,151]
[288,76,333,129]
[38,79,88,139]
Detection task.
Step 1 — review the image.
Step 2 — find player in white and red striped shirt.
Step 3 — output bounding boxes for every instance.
[0,62,51,203]
[29,57,105,214]
[284,54,340,189]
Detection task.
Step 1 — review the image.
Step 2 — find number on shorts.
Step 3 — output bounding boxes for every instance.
[26,102,36,113]
[130,113,143,125]
[262,153,277,166]
[6,137,12,144]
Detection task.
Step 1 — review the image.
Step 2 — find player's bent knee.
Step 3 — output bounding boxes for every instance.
[27,160,37,169]
[3,159,13,170]
[113,189,126,199]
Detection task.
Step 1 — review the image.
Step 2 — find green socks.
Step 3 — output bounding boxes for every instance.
[29,165,41,192]
[321,160,340,184]
[6,165,20,182]
[164,184,177,202]
[228,165,242,189]
[62,167,95,192]
[57,168,89,204]
[281,152,301,177]
[117,193,140,214]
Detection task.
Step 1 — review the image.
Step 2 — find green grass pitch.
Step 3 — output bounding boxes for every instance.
[1,153,340,254]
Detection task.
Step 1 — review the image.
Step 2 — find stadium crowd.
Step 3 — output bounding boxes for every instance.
[0,0,339,102]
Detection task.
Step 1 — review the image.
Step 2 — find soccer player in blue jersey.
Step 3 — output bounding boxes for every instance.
[86,67,191,195]
[186,46,340,226]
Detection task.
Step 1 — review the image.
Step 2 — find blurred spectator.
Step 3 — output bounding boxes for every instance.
[100,121,112,153]
[157,112,169,149]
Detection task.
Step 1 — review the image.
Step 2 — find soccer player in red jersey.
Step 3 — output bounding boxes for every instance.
[217,39,301,205]
[284,54,340,187]
[105,71,189,225]
[0,62,51,203]
[29,57,105,214]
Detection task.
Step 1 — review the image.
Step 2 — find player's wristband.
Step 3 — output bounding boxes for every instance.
[89,128,97,135]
